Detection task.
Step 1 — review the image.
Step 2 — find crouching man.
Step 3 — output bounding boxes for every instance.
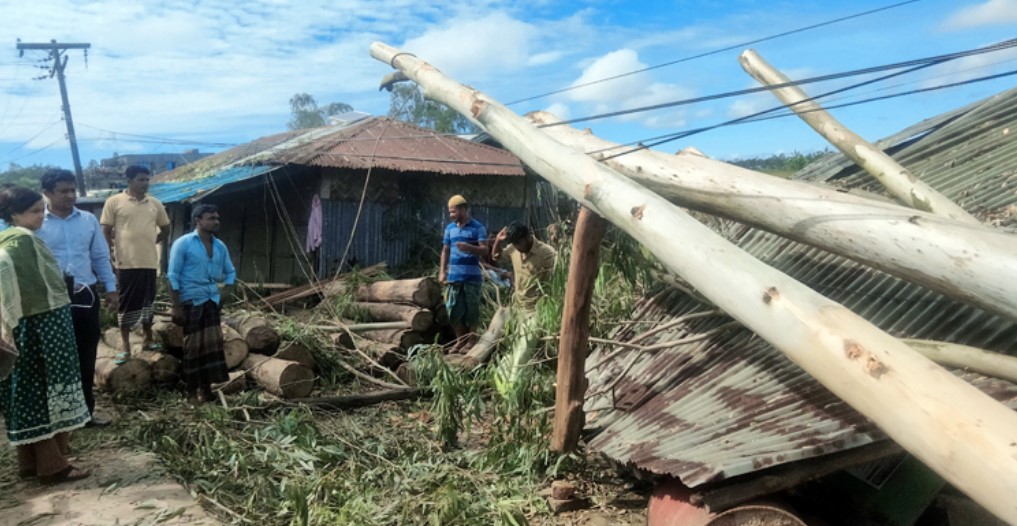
[167,204,235,405]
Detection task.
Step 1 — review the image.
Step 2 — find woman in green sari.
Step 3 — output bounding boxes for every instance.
[0,186,91,484]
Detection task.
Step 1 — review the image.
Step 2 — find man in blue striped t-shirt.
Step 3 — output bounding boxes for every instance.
[439,195,487,352]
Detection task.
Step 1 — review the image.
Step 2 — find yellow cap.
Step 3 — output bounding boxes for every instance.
[448,195,467,208]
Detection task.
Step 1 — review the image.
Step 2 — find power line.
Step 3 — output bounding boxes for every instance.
[0,113,62,164]
[506,0,923,105]
[76,122,240,148]
[597,67,1017,160]
[545,38,1017,129]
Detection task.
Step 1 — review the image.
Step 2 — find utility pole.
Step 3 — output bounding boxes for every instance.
[17,39,91,196]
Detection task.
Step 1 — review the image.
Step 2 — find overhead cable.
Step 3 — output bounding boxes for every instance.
[506,0,923,105]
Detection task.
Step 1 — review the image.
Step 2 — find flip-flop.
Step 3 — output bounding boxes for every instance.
[114,352,130,365]
[144,343,163,352]
[40,465,90,485]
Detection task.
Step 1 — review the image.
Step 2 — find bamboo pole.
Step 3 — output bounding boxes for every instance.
[738,49,978,224]
[529,113,1017,324]
[369,42,1017,523]
[552,207,608,452]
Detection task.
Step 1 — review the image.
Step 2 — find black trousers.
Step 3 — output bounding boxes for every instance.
[69,284,101,415]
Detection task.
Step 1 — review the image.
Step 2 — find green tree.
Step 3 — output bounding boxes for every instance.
[387,84,478,135]
[0,163,62,189]
[288,93,353,130]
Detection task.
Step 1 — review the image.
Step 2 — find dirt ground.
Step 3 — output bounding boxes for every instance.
[0,444,217,526]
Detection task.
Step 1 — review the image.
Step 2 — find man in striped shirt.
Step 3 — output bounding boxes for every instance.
[439,195,487,352]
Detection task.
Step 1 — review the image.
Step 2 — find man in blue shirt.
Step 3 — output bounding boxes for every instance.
[439,195,487,352]
[38,169,118,426]
[167,204,235,405]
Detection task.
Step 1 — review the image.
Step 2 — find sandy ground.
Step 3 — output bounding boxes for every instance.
[0,446,218,526]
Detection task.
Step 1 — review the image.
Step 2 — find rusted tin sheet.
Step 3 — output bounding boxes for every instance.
[585,87,1017,487]
[153,117,524,186]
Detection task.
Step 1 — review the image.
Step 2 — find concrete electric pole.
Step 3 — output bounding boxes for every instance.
[17,39,91,196]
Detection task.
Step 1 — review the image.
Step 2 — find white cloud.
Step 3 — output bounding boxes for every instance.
[565,49,693,128]
[400,12,536,80]
[943,0,1017,30]
[542,102,571,121]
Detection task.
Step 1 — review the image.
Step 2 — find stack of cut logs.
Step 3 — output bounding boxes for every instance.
[95,311,316,399]
[92,277,446,399]
[324,277,443,373]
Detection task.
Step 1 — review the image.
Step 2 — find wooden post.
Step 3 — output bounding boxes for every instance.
[551,207,607,452]
[369,42,1017,523]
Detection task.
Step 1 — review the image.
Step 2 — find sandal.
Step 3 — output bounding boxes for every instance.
[40,465,90,485]
[143,342,163,352]
[114,352,130,365]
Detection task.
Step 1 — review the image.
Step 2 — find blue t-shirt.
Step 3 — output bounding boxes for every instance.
[443,218,487,283]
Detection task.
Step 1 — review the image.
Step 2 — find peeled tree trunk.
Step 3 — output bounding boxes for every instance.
[355,278,442,309]
[529,113,1017,325]
[738,49,979,224]
[369,42,1017,523]
[351,302,434,332]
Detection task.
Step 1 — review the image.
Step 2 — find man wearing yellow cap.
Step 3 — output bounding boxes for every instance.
[440,195,488,351]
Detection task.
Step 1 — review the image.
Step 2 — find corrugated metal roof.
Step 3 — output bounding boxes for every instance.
[585,87,1017,487]
[153,117,524,185]
[149,165,279,204]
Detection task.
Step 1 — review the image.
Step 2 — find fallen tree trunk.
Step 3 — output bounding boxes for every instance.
[905,339,1017,384]
[275,341,317,371]
[738,49,978,224]
[242,354,315,399]
[224,312,280,354]
[445,307,510,370]
[358,328,426,349]
[213,370,247,395]
[351,302,434,332]
[355,277,441,309]
[529,113,1017,325]
[94,356,151,393]
[221,325,250,369]
[258,263,387,309]
[270,388,428,410]
[370,42,1017,523]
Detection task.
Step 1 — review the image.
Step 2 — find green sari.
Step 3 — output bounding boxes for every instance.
[0,227,90,445]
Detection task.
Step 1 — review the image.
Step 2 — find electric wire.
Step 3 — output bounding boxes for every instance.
[506,0,923,105]
[545,38,1017,129]
[596,66,1017,160]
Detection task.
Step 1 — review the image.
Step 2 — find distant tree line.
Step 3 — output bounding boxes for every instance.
[0,163,60,188]
[288,86,478,135]
[728,150,831,177]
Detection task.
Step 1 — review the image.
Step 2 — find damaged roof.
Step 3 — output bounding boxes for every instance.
[151,117,524,191]
[584,87,1017,488]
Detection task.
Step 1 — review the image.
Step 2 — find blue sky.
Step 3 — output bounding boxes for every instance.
[1,0,1015,177]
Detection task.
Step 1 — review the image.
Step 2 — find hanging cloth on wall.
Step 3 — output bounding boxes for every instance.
[305,194,323,253]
